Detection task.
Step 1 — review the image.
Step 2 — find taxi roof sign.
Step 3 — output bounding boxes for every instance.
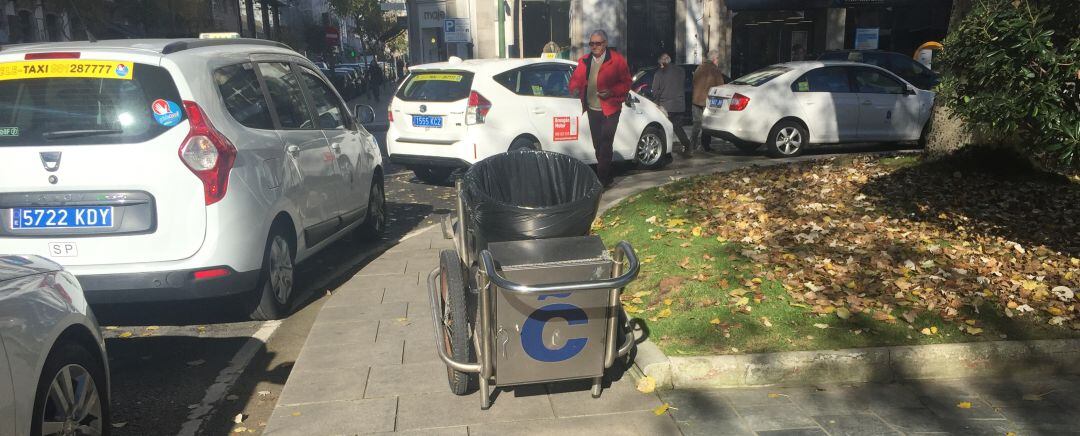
[199,32,240,39]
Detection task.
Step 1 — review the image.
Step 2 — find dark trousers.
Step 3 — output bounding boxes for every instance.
[667,111,692,147]
[587,109,619,183]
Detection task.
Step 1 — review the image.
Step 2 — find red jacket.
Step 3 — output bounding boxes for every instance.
[569,49,632,116]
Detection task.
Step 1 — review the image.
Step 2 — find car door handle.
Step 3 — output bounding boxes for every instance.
[862,100,873,106]
[286,144,300,155]
[532,108,546,114]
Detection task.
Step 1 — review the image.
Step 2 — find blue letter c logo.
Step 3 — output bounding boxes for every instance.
[520,302,588,362]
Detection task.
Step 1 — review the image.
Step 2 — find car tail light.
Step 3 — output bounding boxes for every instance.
[388,108,394,122]
[24,52,80,60]
[193,267,231,280]
[179,101,237,205]
[466,91,492,125]
[729,93,750,111]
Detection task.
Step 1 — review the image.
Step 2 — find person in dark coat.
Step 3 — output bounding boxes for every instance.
[651,52,692,152]
[568,29,632,188]
[368,61,385,101]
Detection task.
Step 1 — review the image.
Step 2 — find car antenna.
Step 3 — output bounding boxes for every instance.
[66,0,97,43]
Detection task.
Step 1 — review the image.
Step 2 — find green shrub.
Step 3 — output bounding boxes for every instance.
[937,0,1079,169]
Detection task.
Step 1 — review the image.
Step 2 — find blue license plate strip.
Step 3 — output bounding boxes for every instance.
[11,206,114,229]
[709,97,725,107]
[412,115,443,128]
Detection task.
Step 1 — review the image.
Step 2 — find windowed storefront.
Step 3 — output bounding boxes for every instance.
[731,9,825,78]
[522,0,571,58]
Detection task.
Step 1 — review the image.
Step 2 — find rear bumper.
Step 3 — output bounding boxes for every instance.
[77,266,259,304]
[389,154,471,169]
[701,108,770,144]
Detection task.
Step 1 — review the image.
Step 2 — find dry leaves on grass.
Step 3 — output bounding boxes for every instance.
[658,155,1080,332]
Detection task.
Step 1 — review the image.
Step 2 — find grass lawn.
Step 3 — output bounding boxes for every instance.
[595,153,1080,356]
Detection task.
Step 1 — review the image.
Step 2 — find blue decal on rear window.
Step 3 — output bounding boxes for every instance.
[151,99,182,126]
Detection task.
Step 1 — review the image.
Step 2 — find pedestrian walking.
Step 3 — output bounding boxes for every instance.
[569,29,632,188]
[689,49,725,154]
[369,60,385,101]
[650,52,692,152]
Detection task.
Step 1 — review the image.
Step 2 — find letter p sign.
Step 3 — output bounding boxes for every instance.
[520,296,588,362]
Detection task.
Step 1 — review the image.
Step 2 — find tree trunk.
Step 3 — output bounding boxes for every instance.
[924,0,982,158]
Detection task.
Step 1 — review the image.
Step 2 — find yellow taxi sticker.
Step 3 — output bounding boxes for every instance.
[413,73,462,82]
[0,60,135,81]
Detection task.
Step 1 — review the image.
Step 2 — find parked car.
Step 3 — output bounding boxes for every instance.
[0,254,110,435]
[322,67,352,98]
[386,58,674,184]
[701,61,935,157]
[632,64,731,119]
[334,67,362,97]
[0,38,386,320]
[818,50,940,90]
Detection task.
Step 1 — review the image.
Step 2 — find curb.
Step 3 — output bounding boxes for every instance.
[599,153,1080,390]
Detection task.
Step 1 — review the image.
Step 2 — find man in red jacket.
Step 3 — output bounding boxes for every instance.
[569,29,631,187]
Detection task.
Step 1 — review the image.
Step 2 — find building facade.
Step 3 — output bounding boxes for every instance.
[406,0,951,77]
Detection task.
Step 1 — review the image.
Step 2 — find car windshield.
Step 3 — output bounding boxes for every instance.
[730,66,791,86]
[0,61,183,147]
[397,71,475,102]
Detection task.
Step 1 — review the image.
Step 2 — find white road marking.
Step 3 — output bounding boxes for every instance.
[176,320,281,436]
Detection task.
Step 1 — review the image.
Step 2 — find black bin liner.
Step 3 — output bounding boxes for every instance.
[462,150,602,251]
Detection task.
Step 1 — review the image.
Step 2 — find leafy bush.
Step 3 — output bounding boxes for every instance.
[937,0,1079,169]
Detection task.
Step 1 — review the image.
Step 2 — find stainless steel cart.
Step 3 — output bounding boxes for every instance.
[427,179,640,409]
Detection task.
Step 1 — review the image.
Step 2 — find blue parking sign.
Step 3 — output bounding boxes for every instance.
[444,19,455,33]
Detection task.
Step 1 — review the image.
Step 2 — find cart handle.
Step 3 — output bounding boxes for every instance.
[479,241,639,294]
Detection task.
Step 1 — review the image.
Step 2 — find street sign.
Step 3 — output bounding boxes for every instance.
[444,18,470,43]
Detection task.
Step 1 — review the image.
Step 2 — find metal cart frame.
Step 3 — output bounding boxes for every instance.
[427,179,640,409]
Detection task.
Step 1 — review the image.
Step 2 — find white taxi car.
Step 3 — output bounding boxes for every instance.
[386,58,674,183]
[702,61,935,157]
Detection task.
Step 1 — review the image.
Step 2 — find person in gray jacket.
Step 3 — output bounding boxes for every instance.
[650,53,692,152]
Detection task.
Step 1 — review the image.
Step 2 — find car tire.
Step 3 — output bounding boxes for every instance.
[31,340,110,436]
[732,140,761,153]
[438,249,474,395]
[250,229,295,321]
[767,120,807,158]
[356,176,386,241]
[509,136,541,151]
[917,118,932,149]
[413,166,454,185]
[635,125,667,170]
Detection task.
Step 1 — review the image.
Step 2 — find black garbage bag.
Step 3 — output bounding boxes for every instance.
[462,150,602,251]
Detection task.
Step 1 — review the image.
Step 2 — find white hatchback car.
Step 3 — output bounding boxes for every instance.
[0,255,110,435]
[0,38,385,320]
[702,61,935,157]
[386,58,674,183]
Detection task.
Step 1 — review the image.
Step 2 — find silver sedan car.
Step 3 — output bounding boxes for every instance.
[0,255,110,435]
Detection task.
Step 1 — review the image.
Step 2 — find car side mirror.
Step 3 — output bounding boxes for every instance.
[625,95,639,107]
[355,104,377,125]
[904,86,917,96]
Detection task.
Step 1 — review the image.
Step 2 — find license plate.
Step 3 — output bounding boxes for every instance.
[708,97,725,108]
[11,207,114,229]
[412,115,443,128]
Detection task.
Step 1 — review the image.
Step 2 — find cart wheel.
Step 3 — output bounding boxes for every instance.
[439,249,474,395]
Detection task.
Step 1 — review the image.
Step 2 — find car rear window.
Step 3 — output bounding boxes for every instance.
[730,66,791,86]
[0,61,184,147]
[397,71,474,102]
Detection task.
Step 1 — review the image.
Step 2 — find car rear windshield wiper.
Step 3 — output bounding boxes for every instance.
[42,129,124,140]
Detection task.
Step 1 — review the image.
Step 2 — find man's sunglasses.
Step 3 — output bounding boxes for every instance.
[588,41,606,47]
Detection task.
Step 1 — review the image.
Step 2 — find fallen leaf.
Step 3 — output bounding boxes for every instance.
[233,427,248,433]
[636,376,657,393]
[111,422,127,428]
[735,296,750,307]
[653,403,671,415]
[813,323,829,329]
[709,318,721,325]
[257,390,271,396]
[663,298,673,306]
[291,412,302,417]
[145,326,160,331]
[956,401,972,409]
[234,413,246,424]
[657,308,673,318]
[692,226,702,237]
[186,359,206,367]
[761,317,773,328]
[920,327,933,336]
[118,332,133,338]
[836,307,851,320]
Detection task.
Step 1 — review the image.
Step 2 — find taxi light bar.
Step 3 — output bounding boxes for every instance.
[193,268,231,280]
[25,52,81,60]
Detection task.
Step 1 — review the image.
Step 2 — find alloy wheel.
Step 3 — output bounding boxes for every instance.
[636,132,663,166]
[269,236,294,305]
[775,126,802,155]
[40,364,104,436]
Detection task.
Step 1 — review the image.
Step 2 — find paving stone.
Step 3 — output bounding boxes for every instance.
[338,273,419,291]
[296,337,402,371]
[676,419,754,436]
[919,392,1005,421]
[873,408,952,433]
[656,389,740,424]
[376,316,429,341]
[788,384,923,414]
[277,367,369,406]
[812,413,900,436]
[996,404,1080,433]
[369,426,468,436]
[355,258,409,276]
[303,319,378,348]
[467,410,682,436]
[315,302,408,324]
[323,286,384,308]
[265,397,396,435]
[716,387,799,410]
[545,375,663,418]
[365,361,453,398]
[382,283,429,304]
[404,256,440,277]
[755,429,828,436]
[395,387,554,431]
[739,405,818,432]
[402,331,440,364]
